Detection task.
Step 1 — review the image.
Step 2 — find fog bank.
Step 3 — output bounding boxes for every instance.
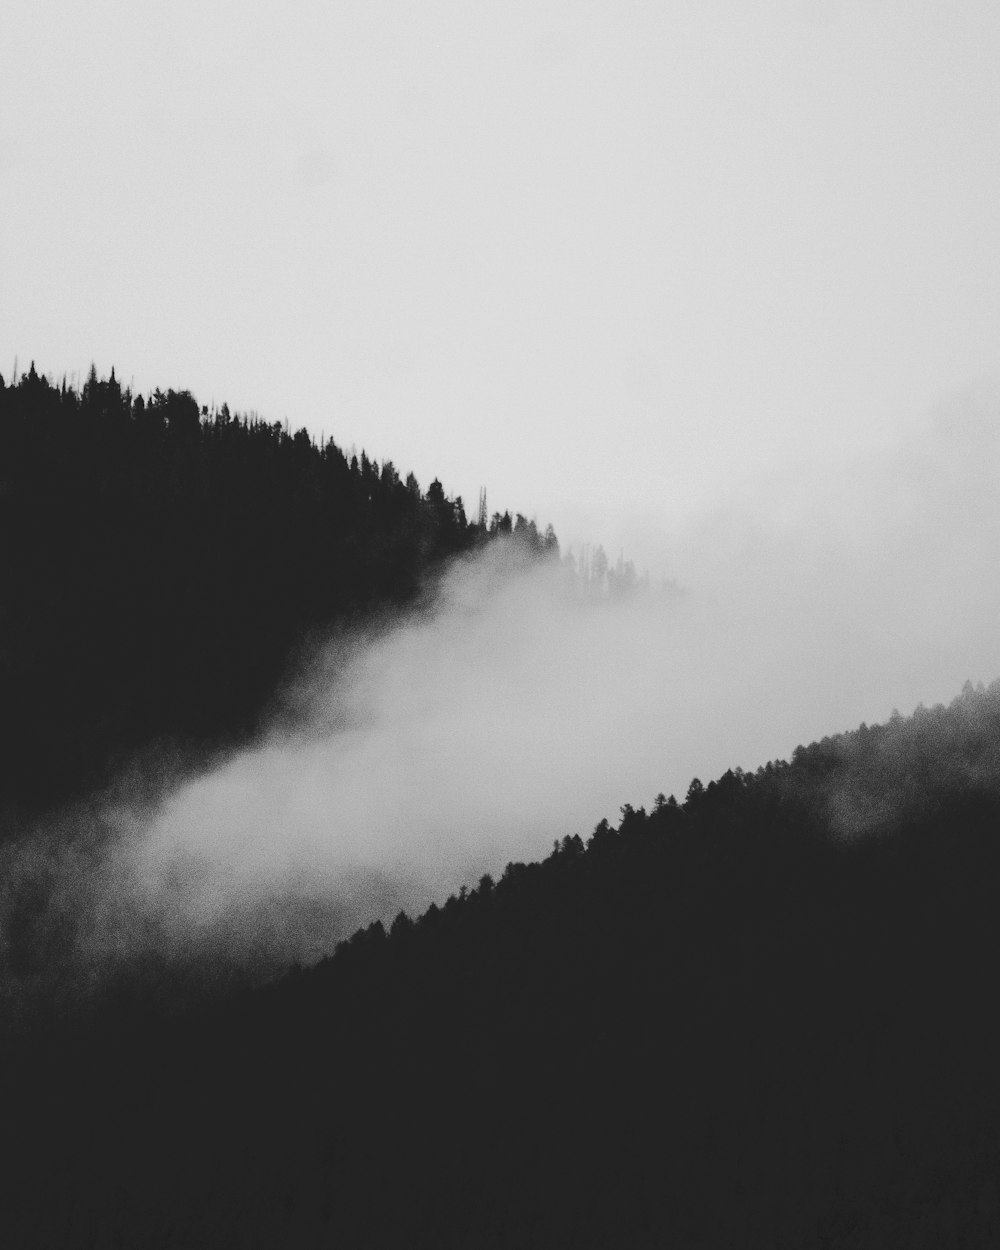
[4,382,1000,995]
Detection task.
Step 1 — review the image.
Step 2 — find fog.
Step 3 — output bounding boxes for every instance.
[2,382,999,1000]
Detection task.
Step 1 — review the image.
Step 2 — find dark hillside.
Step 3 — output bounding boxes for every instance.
[0,364,555,814]
[3,684,1000,1247]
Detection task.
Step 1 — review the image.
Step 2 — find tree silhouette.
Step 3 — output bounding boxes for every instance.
[0,365,554,813]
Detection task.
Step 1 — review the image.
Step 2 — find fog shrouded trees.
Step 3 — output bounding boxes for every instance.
[4,365,1000,1248]
[4,683,1000,1247]
[0,365,553,814]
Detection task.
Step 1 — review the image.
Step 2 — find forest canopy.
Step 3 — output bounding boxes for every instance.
[3,683,1000,1247]
[0,363,556,813]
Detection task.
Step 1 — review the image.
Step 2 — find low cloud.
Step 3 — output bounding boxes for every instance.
[3,380,1000,1006]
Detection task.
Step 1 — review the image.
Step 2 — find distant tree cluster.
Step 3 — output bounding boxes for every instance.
[481,494,560,558]
[4,684,1000,1246]
[0,364,555,813]
[560,542,641,597]
[555,542,682,601]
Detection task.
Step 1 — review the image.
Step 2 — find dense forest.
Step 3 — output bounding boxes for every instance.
[3,682,1000,1245]
[3,365,1000,1247]
[0,363,557,814]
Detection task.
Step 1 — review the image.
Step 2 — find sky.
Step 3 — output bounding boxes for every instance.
[3,0,999,560]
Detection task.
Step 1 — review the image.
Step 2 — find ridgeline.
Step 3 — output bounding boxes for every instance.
[0,363,555,814]
[3,685,1000,1247]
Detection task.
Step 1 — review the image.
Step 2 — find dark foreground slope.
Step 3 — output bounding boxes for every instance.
[4,685,1000,1248]
[0,364,555,815]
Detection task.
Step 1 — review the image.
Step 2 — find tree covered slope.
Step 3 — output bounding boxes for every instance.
[4,684,1000,1247]
[0,364,554,813]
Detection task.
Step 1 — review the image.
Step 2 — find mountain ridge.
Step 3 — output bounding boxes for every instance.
[4,684,1000,1247]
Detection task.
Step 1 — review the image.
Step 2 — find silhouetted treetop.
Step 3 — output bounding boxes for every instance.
[0,365,556,812]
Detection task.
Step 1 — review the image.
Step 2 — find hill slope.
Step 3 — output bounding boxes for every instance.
[0,363,555,813]
[3,683,1000,1247]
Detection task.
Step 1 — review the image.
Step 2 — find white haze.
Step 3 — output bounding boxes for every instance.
[3,382,1000,989]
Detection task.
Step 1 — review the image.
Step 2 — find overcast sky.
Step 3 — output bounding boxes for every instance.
[3,0,999,557]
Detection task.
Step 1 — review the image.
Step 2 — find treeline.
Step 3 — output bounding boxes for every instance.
[5,683,1000,1246]
[563,541,646,597]
[0,363,556,813]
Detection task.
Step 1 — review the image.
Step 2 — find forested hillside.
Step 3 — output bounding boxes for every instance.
[4,362,1000,1247]
[4,683,1000,1247]
[0,363,556,813]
